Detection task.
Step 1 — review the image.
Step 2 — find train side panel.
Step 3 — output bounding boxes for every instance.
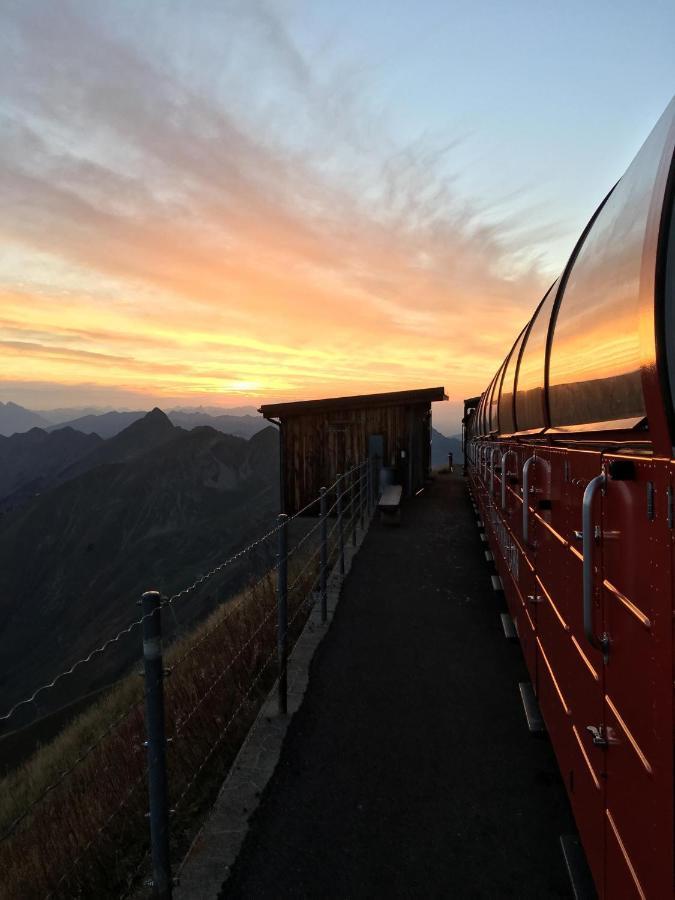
[468,444,674,898]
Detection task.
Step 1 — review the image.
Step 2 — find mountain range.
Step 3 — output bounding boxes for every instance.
[0,410,281,735]
[0,400,268,439]
[0,428,103,512]
[430,428,463,466]
[0,401,51,436]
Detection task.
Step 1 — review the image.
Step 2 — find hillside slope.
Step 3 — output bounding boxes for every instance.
[0,428,103,510]
[0,425,280,727]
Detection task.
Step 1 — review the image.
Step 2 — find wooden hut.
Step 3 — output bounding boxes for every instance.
[259,387,447,514]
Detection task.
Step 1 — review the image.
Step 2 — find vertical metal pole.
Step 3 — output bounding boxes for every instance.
[351,467,357,547]
[277,513,288,715]
[320,487,328,623]
[141,590,172,900]
[359,463,365,530]
[337,474,345,577]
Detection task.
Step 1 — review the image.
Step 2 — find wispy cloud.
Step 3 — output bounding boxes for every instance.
[0,0,553,421]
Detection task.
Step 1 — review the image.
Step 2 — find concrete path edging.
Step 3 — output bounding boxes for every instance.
[175,517,372,899]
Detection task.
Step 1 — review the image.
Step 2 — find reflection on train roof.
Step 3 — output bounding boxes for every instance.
[467,95,675,448]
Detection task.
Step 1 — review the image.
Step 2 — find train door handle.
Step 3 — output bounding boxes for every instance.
[489,448,500,497]
[500,450,517,510]
[582,473,610,655]
[585,725,608,747]
[522,455,537,544]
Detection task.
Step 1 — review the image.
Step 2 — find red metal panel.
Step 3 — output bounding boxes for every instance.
[601,456,673,899]
[554,450,607,895]
[469,437,675,898]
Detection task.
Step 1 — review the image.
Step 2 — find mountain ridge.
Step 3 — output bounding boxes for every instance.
[0,423,281,729]
[0,401,51,437]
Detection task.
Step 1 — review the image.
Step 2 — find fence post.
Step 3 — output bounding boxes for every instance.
[320,487,328,623]
[351,466,357,548]
[141,590,172,900]
[337,474,345,577]
[359,462,365,530]
[366,458,372,518]
[277,513,288,715]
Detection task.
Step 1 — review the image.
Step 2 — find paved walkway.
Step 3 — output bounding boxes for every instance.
[221,473,575,899]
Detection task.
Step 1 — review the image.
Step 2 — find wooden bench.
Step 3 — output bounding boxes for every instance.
[378,484,403,525]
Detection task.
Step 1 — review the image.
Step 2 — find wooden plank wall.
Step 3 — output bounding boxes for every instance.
[281,402,432,513]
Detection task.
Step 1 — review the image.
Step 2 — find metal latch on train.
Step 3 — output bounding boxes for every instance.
[585,725,608,747]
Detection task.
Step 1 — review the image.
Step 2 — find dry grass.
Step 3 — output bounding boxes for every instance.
[0,536,331,899]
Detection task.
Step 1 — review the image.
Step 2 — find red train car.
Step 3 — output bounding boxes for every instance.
[465,97,675,898]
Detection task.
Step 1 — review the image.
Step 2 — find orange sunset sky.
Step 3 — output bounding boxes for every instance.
[2,2,674,432]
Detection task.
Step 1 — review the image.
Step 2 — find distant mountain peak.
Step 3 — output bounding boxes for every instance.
[144,407,172,425]
[0,401,50,436]
[111,406,174,443]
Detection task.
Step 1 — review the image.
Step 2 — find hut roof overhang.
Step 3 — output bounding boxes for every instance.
[259,387,447,420]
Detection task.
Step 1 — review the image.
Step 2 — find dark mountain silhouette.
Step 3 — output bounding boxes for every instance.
[46,410,146,438]
[0,425,280,730]
[431,427,463,467]
[0,428,103,511]
[37,406,115,425]
[60,408,182,480]
[167,410,266,439]
[0,401,50,436]
[47,407,267,440]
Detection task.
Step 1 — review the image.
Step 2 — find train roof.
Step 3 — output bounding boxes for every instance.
[466,95,675,452]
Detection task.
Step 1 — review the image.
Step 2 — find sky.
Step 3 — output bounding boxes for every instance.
[1,0,674,432]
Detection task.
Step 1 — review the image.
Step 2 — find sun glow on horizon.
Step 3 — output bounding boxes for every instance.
[0,2,567,424]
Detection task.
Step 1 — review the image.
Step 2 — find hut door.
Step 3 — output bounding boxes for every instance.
[369,434,384,492]
[368,434,384,463]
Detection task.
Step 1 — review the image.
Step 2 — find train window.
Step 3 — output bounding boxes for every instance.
[515,282,559,432]
[484,373,498,434]
[476,392,486,436]
[666,180,675,430]
[481,384,491,435]
[489,363,506,432]
[548,107,675,430]
[498,326,528,435]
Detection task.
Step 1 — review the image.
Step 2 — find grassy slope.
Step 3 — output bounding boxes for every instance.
[0,534,331,899]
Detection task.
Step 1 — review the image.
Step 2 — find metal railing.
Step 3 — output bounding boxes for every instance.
[0,459,374,900]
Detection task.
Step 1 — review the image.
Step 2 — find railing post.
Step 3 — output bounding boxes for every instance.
[351,467,357,548]
[366,459,372,518]
[359,463,365,530]
[337,474,345,577]
[141,590,172,900]
[320,487,328,624]
[276,513,288,715]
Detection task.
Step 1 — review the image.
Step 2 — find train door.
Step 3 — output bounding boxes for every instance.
[503,445,537,682]
[599,456,673,899]
[563,449,608,897]
[527,449,579,783]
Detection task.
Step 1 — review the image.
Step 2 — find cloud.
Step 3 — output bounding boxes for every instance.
[0,0,554,422]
